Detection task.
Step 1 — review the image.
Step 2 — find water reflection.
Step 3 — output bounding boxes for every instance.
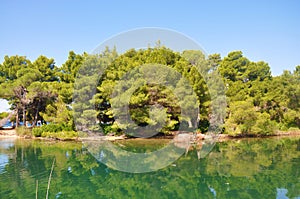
[0,154,8,173]
[276,188,289,199]
[0,137,299,199]
[0,138,16,174]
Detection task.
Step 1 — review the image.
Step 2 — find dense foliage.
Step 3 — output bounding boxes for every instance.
[0,47,299,137]
[219,51,300,135]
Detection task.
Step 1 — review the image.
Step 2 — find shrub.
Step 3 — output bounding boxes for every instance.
[41,131,78,140]
[32,123,75,137]
[16,127,32,136]
[287,127,300,132]
[251,113,277,136]
[32,127,43,137]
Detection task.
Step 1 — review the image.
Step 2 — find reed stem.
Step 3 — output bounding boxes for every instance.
[46,158,55,199]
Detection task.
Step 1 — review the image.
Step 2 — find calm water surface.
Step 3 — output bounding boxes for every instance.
[0,137,299,199]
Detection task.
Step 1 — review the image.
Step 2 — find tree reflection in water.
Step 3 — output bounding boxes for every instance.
[0,137,299,199]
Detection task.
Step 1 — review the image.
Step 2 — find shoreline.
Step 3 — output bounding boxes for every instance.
[217,130,300,142]
[1,129,300,142]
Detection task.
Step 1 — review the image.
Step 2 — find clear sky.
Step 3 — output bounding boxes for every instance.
[0,0,300,111]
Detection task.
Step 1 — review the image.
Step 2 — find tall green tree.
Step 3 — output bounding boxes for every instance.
[73,48,118,133]
[59,51,86,83]
[32,55,58,82]
[0,55,59,127]
[95,47,211,135]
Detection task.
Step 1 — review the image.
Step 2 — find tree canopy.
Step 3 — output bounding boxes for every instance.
[0,47,299,137]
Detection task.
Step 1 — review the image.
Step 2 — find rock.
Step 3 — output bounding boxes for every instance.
[173,133,192,148]
[24,135,31,139]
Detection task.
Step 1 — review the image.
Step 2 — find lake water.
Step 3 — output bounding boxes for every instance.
[0,137,299,199]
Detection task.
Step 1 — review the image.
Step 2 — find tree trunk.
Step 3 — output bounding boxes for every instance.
[33,101,40,127]
[23,106,26,126]
[15,109,19,128]
[188,120,193,128]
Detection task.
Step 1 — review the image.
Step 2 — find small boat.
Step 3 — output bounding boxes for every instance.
[2,125,14,130]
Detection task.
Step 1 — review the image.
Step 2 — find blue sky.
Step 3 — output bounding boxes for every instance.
[0,0,300,111]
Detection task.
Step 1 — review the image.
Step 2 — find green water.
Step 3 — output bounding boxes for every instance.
[0,137,299,199]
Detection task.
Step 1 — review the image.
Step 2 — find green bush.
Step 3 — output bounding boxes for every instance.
[251,113,277,136]
[283,110,300,129]
[100,123,123,135]
[16,127,32,136]
[101,124,112,135]
[32,123,75,137]
[32,127,43,137]
[41,131,78,140]
[287,127,300,132]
